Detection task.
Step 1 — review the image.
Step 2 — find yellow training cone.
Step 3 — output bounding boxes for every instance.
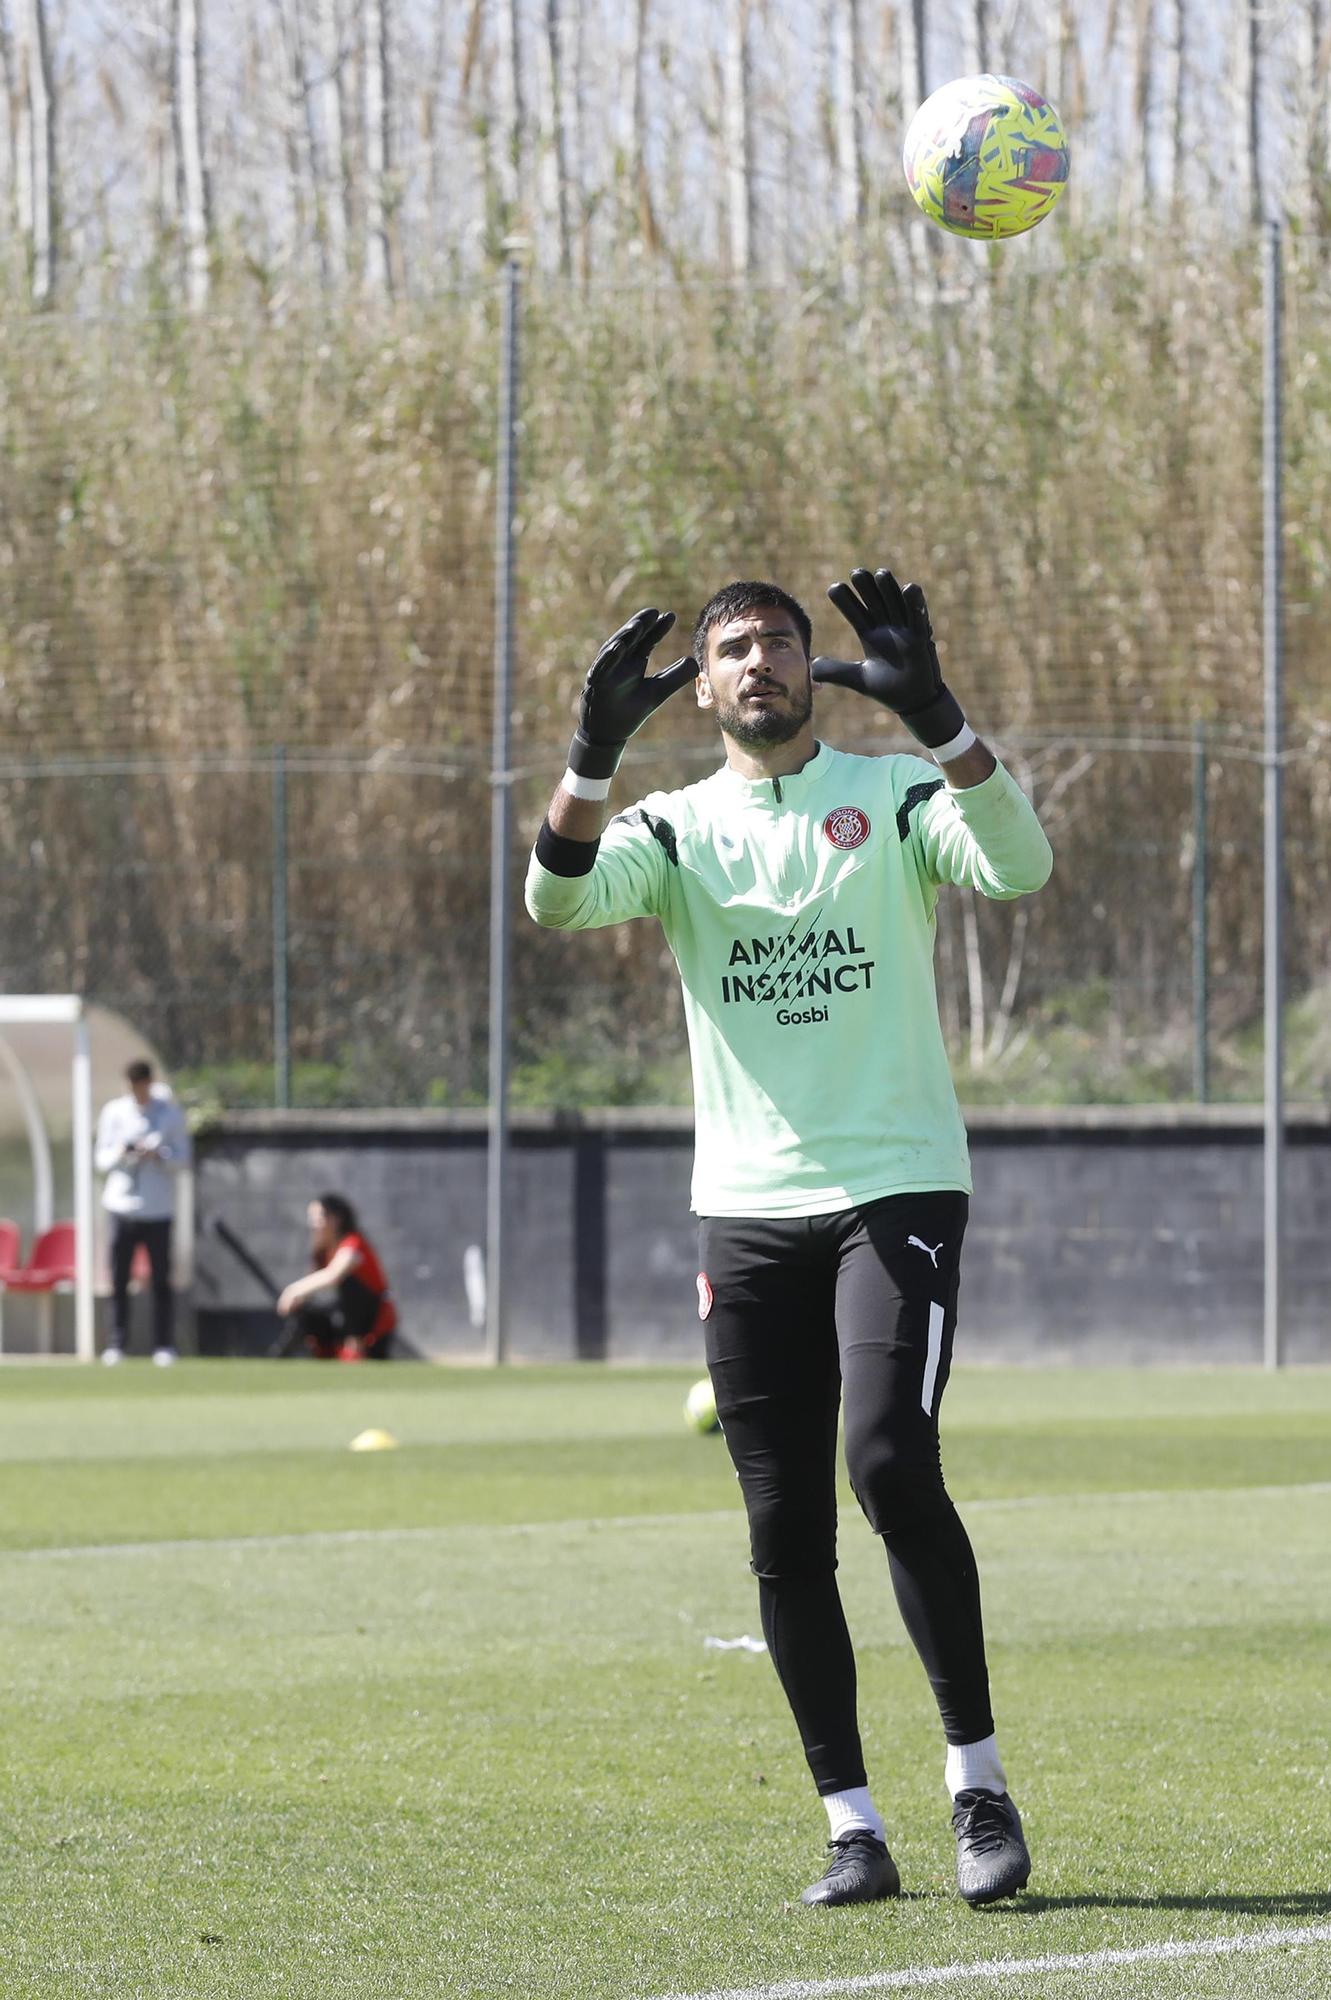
[349,1427,398,1452]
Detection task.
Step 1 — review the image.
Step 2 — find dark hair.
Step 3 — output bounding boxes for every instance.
[126,1060,153,1085]
[691,580,812,669]
[315,1193,358,1239]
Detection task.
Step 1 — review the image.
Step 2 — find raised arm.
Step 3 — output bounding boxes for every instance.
[542,606,695,836]
[813,562,1050,895]
[527,609,697,928]
[812,564,995,788]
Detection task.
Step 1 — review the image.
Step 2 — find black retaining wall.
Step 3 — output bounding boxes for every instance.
[191,1106,1331,1365]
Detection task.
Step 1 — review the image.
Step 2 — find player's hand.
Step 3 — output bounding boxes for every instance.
[578,609,697,746]
[276,1286,298,1318]
[812,567,967,751]
[567,609,698,783]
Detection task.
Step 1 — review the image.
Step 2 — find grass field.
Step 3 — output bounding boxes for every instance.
[2,1360,1329,2000]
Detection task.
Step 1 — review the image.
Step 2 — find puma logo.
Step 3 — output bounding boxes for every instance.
[906,1235,943,1268]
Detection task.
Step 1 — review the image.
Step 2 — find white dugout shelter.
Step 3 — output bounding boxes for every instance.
[0,997,187,1361]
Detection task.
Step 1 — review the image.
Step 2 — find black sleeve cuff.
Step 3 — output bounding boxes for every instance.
[535,817,600,878]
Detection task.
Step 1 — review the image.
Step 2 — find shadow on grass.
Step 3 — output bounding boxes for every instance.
[1006,1892,1331,1917]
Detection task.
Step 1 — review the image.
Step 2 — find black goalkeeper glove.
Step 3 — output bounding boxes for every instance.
[811,566,969,754]
[565,608,698,787]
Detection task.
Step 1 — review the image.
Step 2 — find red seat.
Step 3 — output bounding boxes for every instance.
[0,1219,21,1280]
[4,1221,77,1292]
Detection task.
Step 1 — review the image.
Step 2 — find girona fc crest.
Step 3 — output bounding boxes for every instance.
[696,1272,714,1321]
[822,805,871,851]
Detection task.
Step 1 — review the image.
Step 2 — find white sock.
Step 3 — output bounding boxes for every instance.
[945,1735,1007,1800]
[823,1786,886,1843]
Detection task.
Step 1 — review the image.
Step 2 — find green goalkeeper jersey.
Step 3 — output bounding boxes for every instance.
[525,743,1052,1218]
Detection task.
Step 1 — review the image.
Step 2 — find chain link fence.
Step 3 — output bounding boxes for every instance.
[0,727,1326,1114]
[2,235,1329,1117]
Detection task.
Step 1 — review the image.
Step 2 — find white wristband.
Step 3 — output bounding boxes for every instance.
[561,767,613,802]
[931,722,977,765]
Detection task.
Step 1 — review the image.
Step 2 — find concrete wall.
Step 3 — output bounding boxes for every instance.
[190,1106,1331,1365]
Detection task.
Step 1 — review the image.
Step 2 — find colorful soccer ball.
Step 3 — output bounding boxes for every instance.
[903,74,1070,240]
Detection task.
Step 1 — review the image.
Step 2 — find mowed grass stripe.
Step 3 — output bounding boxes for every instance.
[2,1413,1329,1551]
[2,1360,1329,1466]
[645,1924,1331,2000]
[4,1478,1330,1563]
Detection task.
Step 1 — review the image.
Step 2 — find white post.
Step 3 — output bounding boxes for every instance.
[485,254,521,1367]
[1262,219,1284,1371]
[0,1036,54,1231]
[72,1014,96,1362]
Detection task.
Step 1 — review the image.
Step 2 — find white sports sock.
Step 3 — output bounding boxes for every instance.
[823,1786,886,1843]
[945,1735,1007,1800]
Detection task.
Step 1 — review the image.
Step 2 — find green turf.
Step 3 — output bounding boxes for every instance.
[2,1361,1328,1999]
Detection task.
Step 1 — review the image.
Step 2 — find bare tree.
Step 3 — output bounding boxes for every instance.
[829,0,863,254]
[173,0,210,307]
[538,0,573,272]
[0,1,13,216]
[621,0,662,258]
[278,0,320,281]
[421,0,449,271]
[315,0,349,283]
[1159,0,1187,211]
[459,0,497,250]
[1130,0,1156,211]
[722,0,753,275]
[143,1,176,254]
[898,0,933,287]
[963,0,990,75]
[898,0,926,117]
[1296,0,1331,225]
[1237,0,1263,223]
[495,0,527,232]
[1044,0,1083,134]
[362,0,393,293]
[13,0,56,301]
[560,0,586,275]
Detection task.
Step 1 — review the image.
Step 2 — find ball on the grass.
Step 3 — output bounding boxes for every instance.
[683,1376,719,1435]
[903,73,1069,239]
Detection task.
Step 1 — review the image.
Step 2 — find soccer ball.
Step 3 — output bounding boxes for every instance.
[683,1376,719,1435]
[903,74,1069,240]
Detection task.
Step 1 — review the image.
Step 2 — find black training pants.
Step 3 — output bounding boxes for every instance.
[109,1215,174,1350]
[699,1190,994,1796]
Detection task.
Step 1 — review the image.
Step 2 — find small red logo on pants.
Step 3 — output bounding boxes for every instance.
[696,1272,714,1320]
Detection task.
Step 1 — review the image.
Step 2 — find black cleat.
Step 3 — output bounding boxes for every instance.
[800,1830,901,1908]
[951,1789,1031,1906]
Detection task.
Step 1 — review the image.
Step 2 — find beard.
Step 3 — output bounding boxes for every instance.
[713,678,813,747]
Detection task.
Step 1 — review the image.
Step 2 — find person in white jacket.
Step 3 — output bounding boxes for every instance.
[94,1060,191,1364]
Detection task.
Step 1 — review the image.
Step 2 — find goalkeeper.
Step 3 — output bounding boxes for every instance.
[525,566,1052,1912]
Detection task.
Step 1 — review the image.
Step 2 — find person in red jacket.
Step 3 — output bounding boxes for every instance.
[275,1193,397,1360]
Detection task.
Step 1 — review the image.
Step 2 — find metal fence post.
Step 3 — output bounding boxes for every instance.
[486,255,521,1366]
[272,744,291,1110]
[1262,220,1284,1370]
[1192,722,1208,1104]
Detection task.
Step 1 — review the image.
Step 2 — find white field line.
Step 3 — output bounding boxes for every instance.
[3,1478,1329,1565]
[643,1921,1331,2000]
